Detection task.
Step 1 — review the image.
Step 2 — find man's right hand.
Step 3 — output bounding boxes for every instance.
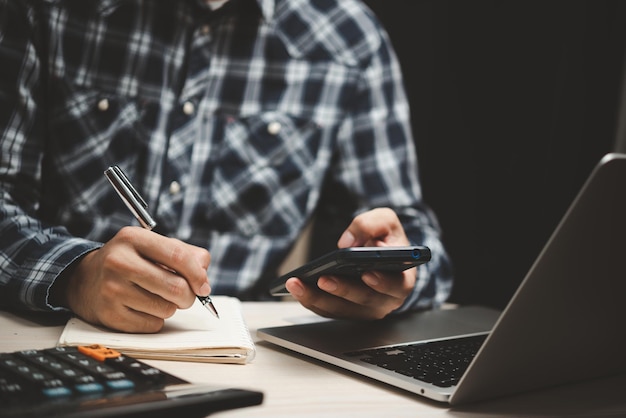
[53,226,212,333]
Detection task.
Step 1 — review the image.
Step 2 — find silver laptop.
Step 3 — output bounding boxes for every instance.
[258,153,626,405]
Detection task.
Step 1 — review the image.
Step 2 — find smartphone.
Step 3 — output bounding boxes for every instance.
[269,246,431,296]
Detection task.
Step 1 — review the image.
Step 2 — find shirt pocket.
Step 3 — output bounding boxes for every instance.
[44,87,154,235]
[204,112,325,237]
[48,87,153,168]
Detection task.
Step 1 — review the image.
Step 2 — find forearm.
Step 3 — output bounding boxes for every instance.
[0,195,102,312]
[331,29,453,310]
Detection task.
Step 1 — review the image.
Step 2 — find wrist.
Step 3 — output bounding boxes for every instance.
[48,252,90,310]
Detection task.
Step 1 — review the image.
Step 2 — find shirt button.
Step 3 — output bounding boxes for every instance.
[97,98,109,111]
[182,101,195,115]
[169,181,181,195]
[267,121,282,135]
[201,24,211,36]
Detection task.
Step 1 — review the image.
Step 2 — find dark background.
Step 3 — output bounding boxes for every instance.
[348,0,626,309]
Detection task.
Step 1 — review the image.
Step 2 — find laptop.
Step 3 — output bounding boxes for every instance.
[258,153,626,405]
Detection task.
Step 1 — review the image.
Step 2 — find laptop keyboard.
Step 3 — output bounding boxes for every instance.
[345,334,487,388]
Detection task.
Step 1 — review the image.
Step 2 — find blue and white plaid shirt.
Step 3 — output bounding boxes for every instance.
[0,0,452,313]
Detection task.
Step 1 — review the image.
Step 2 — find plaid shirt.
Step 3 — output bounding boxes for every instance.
[0,0,452,313]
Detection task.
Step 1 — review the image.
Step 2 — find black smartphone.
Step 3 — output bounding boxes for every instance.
[269,246,431,296]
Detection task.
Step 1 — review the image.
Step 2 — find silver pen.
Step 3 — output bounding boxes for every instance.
[104,165,220,319]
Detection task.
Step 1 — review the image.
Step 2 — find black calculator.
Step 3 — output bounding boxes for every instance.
[0,345,263,418]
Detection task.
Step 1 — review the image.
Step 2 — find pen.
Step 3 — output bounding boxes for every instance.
[104,165,220,319]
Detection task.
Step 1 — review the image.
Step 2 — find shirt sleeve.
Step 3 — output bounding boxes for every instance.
[329,18,453,311]
[0,2,102,313]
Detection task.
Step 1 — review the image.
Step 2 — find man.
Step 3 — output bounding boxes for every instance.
[0,0,452,332]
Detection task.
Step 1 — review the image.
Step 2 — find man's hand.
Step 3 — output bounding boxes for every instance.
[285,207,416,320]
[54,227,212,333]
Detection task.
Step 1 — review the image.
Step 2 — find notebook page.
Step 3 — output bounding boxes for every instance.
[58,296,255,363]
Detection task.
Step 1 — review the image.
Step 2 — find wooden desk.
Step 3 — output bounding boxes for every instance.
[2,303,626,417]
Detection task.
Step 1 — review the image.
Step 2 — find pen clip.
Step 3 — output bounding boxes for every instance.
[104,165,157,230]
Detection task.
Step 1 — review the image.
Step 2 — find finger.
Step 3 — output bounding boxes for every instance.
[360,269,417,300]
[337,208,408,248]
[317,275,404,314]
[118,227,212,296]
[92,276,178,333]
[284,278,335,318]
[121,283,178,319]
[95,232,198,309]
[285,277,366,318]
[286,276,391,320]
[100,304,168,334]
[128,260,198,309]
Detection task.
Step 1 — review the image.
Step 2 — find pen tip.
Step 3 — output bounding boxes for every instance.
[201,298,220,319]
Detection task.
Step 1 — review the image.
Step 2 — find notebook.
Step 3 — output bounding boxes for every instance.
[59,296,256,364]
[258,153,626,405]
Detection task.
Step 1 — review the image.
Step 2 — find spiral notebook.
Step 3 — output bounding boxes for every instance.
[58,296,255,364]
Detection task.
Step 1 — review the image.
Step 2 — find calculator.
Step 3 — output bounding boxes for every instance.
[0,345,263,418]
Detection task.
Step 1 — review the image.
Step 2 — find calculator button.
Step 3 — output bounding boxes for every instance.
[105,355,165,382]
[78,344,121,361]
[106,379,136,390]
[0,355,72,398]
[74,382,106,394]
[18,350,106,394]
[42,386,73,397]
[0,376,25,397]
[46,348,136,391]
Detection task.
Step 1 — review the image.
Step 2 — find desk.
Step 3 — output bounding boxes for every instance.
[2,303,626,417]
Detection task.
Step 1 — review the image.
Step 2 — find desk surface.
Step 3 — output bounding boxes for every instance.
[2,302,626,417]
